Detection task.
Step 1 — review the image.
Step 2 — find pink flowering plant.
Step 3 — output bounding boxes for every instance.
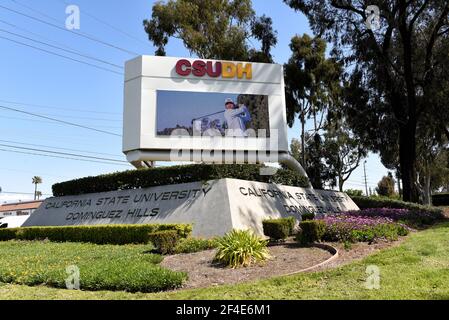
[342,208,444,228]
[319,213,409,243]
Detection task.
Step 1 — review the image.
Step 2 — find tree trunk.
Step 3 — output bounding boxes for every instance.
[399,122,419,203]
[396,170,402,197]
[34,183,37,201]
[338,176,344,192]
[423,169,431,206]
[301,107,306,169]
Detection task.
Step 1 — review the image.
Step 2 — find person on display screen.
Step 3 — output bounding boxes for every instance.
[223,98,252,137]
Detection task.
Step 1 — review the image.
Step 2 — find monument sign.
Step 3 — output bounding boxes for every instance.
[23,56,360,236]
[24,179,359,238]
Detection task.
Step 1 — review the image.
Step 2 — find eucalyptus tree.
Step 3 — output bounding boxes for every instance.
[285,0,449,202]
[144,0,277,62]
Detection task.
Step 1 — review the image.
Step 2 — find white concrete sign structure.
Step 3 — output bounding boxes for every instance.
[24,179,359,238]
[122,56,307,177]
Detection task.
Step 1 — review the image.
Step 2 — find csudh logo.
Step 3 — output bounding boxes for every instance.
[175,59,252,79]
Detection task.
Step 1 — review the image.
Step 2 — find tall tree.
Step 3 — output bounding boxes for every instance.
[323,120,367,191]
[284,34,341,168]
[290,134,332,189]
[144,0,277,62]
[376,173,396,197]
[32,176,42,201]
[285,0,449,202]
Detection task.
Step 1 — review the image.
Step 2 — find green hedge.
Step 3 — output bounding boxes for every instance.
[0,224,192,245]
[432,193,449,207]
[296,220,326,245]
[149,230,180,254]
[301,213,315,221]
[262,217,296,241]
[351,196,444,216]
[0,228,16,241]
[174,237,218,254]
[52,164,309,196]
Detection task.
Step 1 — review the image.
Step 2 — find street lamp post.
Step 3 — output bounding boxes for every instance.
[363,160,369,197]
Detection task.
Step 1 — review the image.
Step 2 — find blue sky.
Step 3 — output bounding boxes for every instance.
[0,0,387,203]
[156,91,238,130]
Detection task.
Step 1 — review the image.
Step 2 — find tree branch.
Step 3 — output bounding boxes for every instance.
[409,0,431,30]
[424,3,449,76]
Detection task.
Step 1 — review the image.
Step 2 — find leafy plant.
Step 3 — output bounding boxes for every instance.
[214,230,270,268]
[174,237,218,254]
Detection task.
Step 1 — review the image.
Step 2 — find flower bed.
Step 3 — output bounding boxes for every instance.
[341,208,444,228]
[320,213,409,243]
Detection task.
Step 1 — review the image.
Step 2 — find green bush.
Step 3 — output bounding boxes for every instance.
[296,220,326,245]
[351,195,444,217]
[262,217,295,241]
[376,175,396,197]
[0,224,191,245]
[0,228,17,241]
[174,237,218,254]
[52,164,309,196]
[149,230,180,255]
[301,213,315,221]
[432,193,449,207]
[0,241,186,292]
[345,189,364,197]
[215,230,270,268]
[285,216,296,235]
[351,224,409,242]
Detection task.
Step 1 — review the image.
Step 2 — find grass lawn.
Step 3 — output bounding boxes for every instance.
[0,241,186,293]
[0,222,449,300]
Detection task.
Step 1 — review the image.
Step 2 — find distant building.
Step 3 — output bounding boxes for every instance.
[0,200,43,217]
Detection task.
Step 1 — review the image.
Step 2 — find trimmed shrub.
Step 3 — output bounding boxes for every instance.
[174,237,218,254]
[0,224,191,245]
[215,230,270,268]
[0,228,17,241]
[52,164,309,196]
[262,218,291,241]
[351,195,444,217]
[301,213,315,221]
[296,220,326,245]
[149,230,180,255]
[432,193,449,207]
[285,216,296,235]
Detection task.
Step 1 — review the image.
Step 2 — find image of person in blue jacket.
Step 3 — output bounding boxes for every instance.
[223,98,252,137]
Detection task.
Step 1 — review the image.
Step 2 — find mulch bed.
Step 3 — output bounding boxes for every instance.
[161,239,404,290]
[161,242,334,289]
